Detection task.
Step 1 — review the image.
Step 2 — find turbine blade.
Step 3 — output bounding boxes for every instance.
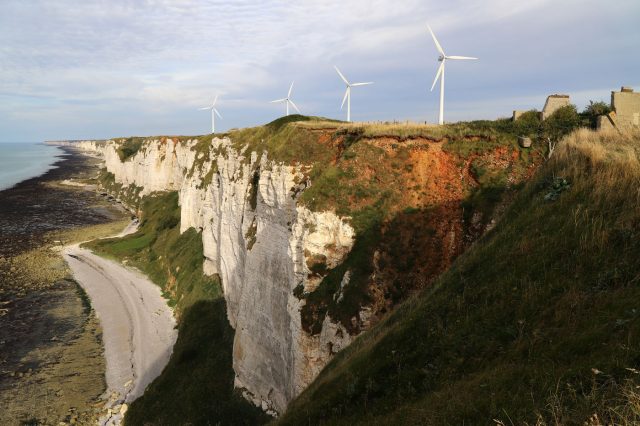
[427,25,445,56]
[340,87,350,109]
[289,99,301,114]
[446,55,478,60]
[198,107,211,110]
[212,94,219,106]
[430,61,444,92]
[351,82,373,86]
[271,98,287,103]
[334,66,349,85]
[214,108,222,119]
[288,81,294,98]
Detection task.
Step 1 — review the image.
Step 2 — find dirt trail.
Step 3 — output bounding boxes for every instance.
[63,224,177,425]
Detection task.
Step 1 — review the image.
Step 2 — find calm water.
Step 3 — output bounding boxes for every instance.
[0,143,62,191]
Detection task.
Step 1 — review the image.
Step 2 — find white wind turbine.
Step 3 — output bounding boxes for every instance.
[199,95,222,133]
[271,81,301,116]
[427,25,477,125]
[334,66,373,122]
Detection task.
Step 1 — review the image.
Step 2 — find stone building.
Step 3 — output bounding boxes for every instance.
[512,94,571,122]
[512,110,527,121]
[541,94,571,120]
[599,87,640,130]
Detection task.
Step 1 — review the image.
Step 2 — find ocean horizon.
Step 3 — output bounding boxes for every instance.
[0,142,62,191]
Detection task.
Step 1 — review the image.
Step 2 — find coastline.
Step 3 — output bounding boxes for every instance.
[0,142,64,193]
[64,240,178,425]
[0,147,130,424]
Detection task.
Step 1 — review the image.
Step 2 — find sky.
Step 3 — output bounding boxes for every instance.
[1,0,639,142]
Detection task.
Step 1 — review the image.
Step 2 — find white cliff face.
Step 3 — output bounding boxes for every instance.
[45,140,103,151]
[102,139,197,195]
[84,137,355,415]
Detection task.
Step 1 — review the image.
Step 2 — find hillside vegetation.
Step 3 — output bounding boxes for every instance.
[278,129,640,425]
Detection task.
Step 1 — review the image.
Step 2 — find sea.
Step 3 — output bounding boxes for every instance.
[0,142,62,191]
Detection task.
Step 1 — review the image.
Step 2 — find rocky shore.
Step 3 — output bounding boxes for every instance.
[0,148,129,425]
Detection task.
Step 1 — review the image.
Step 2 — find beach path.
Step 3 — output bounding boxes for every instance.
[63,224,177,423]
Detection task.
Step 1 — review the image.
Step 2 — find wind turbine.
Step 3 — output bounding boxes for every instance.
[271,81,301,116]
[199,95,222,133]
[334,66,373,122]
[427,25,477,125]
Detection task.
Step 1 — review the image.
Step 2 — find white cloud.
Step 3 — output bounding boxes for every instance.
[0,0,639,140]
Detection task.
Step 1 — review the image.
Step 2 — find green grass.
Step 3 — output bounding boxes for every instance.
[84,192,269,425]
[97,169,143,209]
[116,137,145,161]
[226,115,337,166]
[277,129,640,425]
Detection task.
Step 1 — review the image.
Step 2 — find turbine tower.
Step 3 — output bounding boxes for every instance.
[271,81,301,116]
[199,95,222,133]
[428,25,477,125]
[334,66,373,122]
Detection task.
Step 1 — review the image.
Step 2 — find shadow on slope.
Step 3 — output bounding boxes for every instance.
[125,299,268,425]
[278,129,640,425]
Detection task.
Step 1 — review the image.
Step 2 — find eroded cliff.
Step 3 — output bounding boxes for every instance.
[76,117,539,415]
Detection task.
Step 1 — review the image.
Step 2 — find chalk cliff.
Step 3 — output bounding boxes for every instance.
[71,121,536,417]
[78,137,355,414]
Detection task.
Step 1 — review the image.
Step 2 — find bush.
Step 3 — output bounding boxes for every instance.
[582,100,612,129]
[543,104,582,141]
[514,110,542,137]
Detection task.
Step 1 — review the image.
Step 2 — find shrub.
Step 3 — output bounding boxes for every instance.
[543,104,582,141]
[514,110,542,137]
[582,100,613,129]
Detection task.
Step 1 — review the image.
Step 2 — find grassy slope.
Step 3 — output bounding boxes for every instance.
[84,193,269,425]
[97,170,144,210]
[278,129,640,425]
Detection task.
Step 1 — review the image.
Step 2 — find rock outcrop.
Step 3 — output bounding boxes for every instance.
[77,137,355,414]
